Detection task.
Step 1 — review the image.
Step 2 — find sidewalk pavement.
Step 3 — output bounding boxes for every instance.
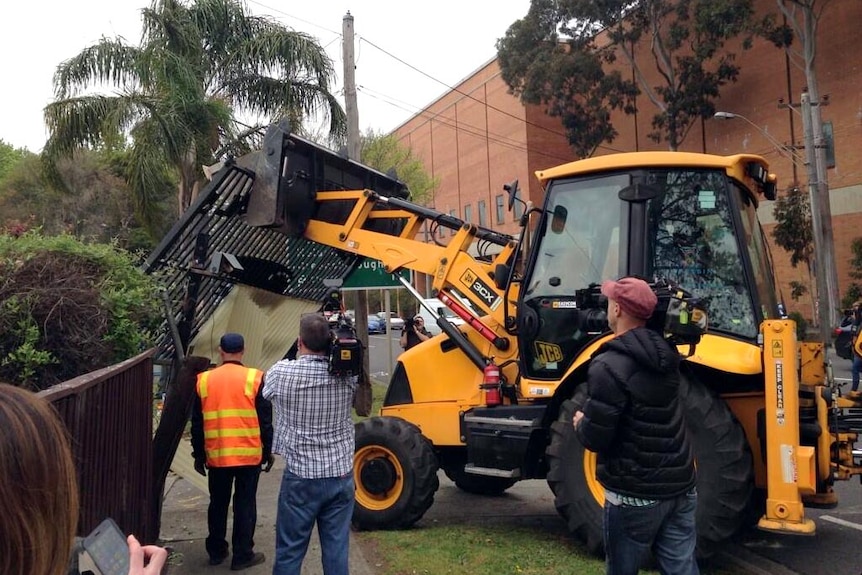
[159,442,375,575]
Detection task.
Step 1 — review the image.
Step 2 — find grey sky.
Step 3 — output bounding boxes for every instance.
[1,0,529,152]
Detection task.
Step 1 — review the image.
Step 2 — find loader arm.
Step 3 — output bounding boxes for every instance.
[301,189,518,324]
[242,120,519,350]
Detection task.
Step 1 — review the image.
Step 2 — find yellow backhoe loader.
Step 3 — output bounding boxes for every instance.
[227,120,862,554]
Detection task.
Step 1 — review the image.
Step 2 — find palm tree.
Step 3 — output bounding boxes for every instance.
[44,0,346,229]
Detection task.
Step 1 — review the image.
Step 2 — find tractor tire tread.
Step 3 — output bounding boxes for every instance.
[353,416,439,530]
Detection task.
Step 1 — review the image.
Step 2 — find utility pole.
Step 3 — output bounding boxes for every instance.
[343,12,360,160]
[801,89,839,345]
[343,12,370,374]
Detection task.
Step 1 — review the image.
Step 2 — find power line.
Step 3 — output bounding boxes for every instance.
[245,0,342,37]
[358,36,624,154]
[242,3,621,155]
[357,86,577,165]
[358,85,532,151]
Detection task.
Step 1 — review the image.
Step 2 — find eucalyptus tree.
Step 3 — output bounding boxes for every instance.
[774,0,834,107]
[498,0,774,153]
[44,0,346,229]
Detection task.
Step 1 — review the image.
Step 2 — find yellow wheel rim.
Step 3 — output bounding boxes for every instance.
[354,444,405,510]
[584,450,605,506]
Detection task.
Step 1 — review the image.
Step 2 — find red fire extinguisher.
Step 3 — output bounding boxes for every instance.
[482,361,502,406]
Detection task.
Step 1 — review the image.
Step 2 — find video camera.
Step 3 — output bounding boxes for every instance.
[327,313,363,377]
[645,278,708,355]
[321,285,363,377]
[574,277,708,355]
[573,284,611,333]
[282,284,363,376]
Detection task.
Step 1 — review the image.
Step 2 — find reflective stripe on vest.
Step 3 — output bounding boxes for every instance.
[196,364,263,467]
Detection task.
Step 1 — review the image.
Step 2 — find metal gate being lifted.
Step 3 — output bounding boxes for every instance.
[143,123,409,367]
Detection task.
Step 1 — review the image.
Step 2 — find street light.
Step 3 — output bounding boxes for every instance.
[713,111,807,166]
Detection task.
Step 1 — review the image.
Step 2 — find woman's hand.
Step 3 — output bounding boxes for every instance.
[128,534,168,575]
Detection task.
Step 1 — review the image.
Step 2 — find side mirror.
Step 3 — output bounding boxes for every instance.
[504,179,520,211]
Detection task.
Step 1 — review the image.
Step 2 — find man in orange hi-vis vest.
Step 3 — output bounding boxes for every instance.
[191,333,274,571]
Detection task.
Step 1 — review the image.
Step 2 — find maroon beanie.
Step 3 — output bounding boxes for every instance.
[601,277,657,320]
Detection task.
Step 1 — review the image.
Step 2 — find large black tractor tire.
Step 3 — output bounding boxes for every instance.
[686,377,755,556]
[546,386,604,554]
[442,459,517,496]
[353,416,440,530]
[546,377,754,557]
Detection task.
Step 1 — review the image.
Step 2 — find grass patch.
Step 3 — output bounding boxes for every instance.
[356,524,742,575]
[353,379,389,423]
[356,524,604,575]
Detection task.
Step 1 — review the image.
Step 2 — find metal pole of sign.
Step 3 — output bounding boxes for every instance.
[384,289,394,378]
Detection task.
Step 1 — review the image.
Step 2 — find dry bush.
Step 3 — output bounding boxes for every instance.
[0,233,161,390]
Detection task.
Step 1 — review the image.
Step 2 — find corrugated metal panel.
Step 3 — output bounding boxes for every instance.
[187,284,318,370]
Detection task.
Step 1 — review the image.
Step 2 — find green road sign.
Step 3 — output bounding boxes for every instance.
[343,257,411,289]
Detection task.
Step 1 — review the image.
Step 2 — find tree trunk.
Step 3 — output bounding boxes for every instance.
[177,151,200,216]
[150,355,210,540]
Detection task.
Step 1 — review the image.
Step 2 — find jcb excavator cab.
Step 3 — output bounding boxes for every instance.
[519,153,780,383]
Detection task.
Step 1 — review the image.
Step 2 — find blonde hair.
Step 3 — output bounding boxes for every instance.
[0,384,79,575]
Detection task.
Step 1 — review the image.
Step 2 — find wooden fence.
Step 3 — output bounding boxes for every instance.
[39,350,157,543]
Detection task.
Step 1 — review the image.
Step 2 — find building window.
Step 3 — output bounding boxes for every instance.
[478,200,487,227]
[495,194,505,224]
[464,204,473,224]
[822,121,835,168]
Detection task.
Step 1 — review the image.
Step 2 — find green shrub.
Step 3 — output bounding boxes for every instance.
[788,311,809,341]
[842,283,862,309]
[0,231,161,389]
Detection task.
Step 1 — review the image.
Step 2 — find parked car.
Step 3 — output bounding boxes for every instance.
[416,298,466,336]
[377,311,404,330]
[834,322,855,360]
[367,315,386,334]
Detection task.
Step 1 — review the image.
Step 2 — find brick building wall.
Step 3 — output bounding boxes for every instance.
[393,0,862,319]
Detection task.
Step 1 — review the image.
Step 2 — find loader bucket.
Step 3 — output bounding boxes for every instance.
[243,119,410,237]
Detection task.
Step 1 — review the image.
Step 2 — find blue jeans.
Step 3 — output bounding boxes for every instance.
[852,354,862,392]
[603,489,699,575]
[273,469,354,575]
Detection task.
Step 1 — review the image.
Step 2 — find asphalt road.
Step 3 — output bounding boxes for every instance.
[367,332,403,381]
[733,478,862,575]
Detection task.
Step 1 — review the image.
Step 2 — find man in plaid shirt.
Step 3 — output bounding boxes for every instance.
[263,313,358,575]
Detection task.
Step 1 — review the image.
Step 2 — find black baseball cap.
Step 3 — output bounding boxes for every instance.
[219,333,245,353]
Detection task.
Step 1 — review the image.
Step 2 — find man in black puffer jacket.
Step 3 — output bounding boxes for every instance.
[574,277,698,575]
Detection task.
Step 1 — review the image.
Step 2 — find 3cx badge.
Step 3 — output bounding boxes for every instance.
[460,269,501,310]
